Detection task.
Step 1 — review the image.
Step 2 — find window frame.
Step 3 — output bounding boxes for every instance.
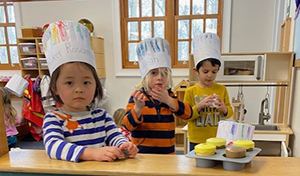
[120,0,175,69]
[0,2,19,70]
[120,0,223,69]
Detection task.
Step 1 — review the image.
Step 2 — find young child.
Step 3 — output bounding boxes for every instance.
[123,37,193,154]
[113,108,131,141]
[0,87,20,151]
[184,33,233,151]
[42,20,138,162]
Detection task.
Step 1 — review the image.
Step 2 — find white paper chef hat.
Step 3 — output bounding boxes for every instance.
[136,38,171,79]
[42,20,96,75]
[192,33,221,67]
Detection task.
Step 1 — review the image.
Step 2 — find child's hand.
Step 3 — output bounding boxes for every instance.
[80,146,123,162]
[150,85,174,108]
[215,98,228,115]
[119,142,139,158]
[196,94,217,112]
[132,90,146,109]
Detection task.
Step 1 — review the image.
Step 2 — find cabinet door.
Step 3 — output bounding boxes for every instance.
[94,53,105,69]
[91,37,104,54]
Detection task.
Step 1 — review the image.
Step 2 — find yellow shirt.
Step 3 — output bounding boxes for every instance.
[184,82,233,144]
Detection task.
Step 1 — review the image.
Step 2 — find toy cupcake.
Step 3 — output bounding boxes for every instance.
[233,140,254,151]
[206,137,226,149]
[225,146,246,158]
[194,143,216,156]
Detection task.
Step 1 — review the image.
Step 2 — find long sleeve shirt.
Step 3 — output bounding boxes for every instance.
[42,108,128,162]
[184,82,233,144]
[4,115,20,137]
[123,90,192,154]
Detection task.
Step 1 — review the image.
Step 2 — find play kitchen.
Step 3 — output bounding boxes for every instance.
[177,51,294,158]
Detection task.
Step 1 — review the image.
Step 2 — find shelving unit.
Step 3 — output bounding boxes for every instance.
[17,37,106,79]
[17,37,49,78]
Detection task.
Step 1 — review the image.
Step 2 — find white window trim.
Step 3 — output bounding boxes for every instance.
[112,0,232,77]
[13,3,22,41]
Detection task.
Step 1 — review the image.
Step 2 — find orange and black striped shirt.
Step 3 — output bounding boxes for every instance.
[123,90,192,154]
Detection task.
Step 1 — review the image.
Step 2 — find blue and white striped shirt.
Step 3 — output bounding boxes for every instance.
[42,108,128,162]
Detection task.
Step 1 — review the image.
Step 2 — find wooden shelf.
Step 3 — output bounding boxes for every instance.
[17,37,106,79]
[175,145,184,151]
[18,37,47,78]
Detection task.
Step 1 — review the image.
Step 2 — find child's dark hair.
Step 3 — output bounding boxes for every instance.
[196,58,221,72]
[49,62,103,109]
[0,87,17,126]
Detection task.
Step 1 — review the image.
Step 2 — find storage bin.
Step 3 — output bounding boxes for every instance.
[39,43,44,53]
[39,58,48,69]
[19,43,36,54]
[21,57,38,68]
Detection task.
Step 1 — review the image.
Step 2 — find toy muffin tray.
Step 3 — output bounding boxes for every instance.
[186,148,261,171]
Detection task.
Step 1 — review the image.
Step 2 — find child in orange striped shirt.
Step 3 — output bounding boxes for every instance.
[123,38,193,154]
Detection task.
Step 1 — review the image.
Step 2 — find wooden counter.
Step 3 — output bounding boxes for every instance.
[0,150,299,176]
[252,123,293,135]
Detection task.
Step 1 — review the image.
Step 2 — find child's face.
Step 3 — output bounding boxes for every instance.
[148,68,168,90]
[195,60,219,88]
[54,63,96,112]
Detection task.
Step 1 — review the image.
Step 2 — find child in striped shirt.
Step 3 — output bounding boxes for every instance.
[42,20,138,162]
[123,38,193,154]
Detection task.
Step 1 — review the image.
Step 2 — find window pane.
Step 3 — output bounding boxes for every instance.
[7,5,15,23]
[192,19,203,38]
[128,22,139,41]
[179,0,190,16]
[141,21,151,40]
[142,0,152,17]
[206,0,218,14]
[129,0,140,18]
[178,20,189,39]
[0,47,8,64]
[192,0,204,15]
[0,6,6,23]
[206,18,217,33]
[7,26,16,44]
[154,0,165,17]
[178,41,189,61]
[9,46,19,64]
[0,27,6,44]
[128,43,138,62]
[154,20,164,38]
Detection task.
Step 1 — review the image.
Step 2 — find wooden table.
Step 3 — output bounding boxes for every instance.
[0,150,299,176]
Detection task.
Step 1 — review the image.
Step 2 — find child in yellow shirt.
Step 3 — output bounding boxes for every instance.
[184,33,233,151]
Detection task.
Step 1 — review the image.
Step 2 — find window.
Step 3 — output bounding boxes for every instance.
[120,0,222,69]
[0,2,19,70]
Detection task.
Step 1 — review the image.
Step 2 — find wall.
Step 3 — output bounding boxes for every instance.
[230,0,275,52]
[290,0,300,157]
[11,0,277,124]
[290,69,300,157]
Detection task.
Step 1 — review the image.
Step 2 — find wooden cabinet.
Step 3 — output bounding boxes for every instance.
[189,52,294,85]
[17,37,106,79]
[91,36,106,78]
[17,37,48,78]
[173,80,190,152]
